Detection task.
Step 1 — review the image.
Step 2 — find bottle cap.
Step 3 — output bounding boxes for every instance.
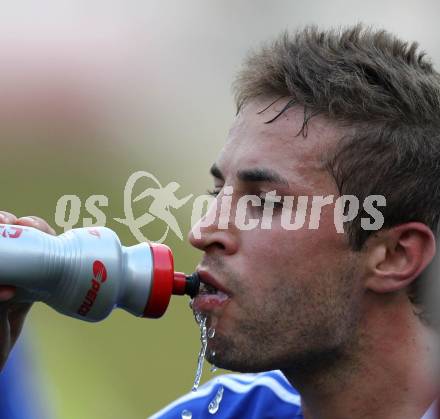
[142,243,174,318]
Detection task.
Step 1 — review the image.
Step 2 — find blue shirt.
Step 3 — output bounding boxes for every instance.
[150,370,303,418]
[0,336,50,419]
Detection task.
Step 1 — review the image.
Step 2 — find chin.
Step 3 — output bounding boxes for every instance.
[205,341,277,373]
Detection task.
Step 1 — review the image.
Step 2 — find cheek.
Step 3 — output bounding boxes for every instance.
[239,222,350,290]
[237,229,302,294]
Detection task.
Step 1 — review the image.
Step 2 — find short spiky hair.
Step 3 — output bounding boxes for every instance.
[235,25,440,125]
[233,24,440,323]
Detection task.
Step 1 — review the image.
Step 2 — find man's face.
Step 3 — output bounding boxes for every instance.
[190,98,366,374]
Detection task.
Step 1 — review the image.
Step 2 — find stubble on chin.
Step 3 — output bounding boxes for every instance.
[206,263,363,377]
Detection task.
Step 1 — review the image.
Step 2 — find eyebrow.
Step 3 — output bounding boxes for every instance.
[210,163,289,186]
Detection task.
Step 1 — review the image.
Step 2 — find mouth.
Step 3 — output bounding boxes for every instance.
[192,270,231,313]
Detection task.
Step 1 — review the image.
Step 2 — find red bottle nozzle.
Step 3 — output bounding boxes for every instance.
[173,272,200,298]
[173,272,187,295]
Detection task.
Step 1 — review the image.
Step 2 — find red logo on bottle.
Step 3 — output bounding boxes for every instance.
[0,225,23,239]
[77,260,108,316]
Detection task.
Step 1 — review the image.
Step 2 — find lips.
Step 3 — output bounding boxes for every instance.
[197,270,231,295]
[192,270,231,313]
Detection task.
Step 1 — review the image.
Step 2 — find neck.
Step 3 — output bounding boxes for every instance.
[282,294,439,419]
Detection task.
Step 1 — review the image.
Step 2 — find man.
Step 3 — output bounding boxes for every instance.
[1,25,439,418]
[153,25,440,418]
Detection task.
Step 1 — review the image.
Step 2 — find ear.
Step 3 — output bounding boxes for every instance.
[365,222,436,294]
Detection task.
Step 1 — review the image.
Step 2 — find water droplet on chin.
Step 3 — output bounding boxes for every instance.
[210,364,218,373]
[181,409,192,419]
[192,312,208,392]
[208,327,216,339]
[208,386,224,414]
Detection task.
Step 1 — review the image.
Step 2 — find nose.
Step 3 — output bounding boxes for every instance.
[188,195,239,255]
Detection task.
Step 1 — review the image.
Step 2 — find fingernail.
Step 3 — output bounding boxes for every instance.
[18,217,37,226]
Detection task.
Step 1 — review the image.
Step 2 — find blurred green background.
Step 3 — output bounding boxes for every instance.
[1,1,439,418]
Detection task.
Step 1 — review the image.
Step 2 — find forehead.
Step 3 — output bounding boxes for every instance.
[216,98,344,192]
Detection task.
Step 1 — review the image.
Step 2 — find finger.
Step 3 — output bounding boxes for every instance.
[0,286,16,302]
[16,216,56,235]
[0,211,18,225]
[0,305,11,370]
[8,303,32,346]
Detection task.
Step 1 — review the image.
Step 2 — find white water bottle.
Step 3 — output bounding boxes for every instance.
[0,224,199,322]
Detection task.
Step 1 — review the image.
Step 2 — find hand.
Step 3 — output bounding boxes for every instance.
[0,211,56,370]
